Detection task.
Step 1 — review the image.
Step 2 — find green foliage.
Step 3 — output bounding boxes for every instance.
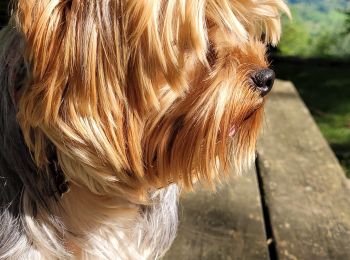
[279,1,350,59]
[345,11,350,33]
[288,0,350,12]
[279,16,311,56]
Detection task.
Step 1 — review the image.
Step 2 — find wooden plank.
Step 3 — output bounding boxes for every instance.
[257,80,350,260]
[163,166,269,260]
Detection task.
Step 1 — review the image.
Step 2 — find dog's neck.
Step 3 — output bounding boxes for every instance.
[55,182,180,258]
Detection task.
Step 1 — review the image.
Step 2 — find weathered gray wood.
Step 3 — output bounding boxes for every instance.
[163,166,268,260]
[258,80,350,260]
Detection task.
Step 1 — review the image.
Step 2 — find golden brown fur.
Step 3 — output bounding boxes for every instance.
[0,0,290,258]
[16,0,289,199]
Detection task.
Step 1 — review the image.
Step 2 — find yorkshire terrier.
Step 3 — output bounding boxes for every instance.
[0,0,289,259]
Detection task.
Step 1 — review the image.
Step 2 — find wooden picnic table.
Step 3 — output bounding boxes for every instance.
[164,80,350,260]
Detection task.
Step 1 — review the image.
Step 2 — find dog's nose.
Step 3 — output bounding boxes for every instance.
[251,68,275,97]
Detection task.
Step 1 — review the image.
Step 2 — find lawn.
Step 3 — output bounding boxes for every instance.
[273,58,350,177]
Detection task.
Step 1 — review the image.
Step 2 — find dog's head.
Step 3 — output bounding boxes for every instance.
[14,0,289,202]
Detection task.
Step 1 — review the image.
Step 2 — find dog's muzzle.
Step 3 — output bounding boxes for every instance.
[251,68,275,97]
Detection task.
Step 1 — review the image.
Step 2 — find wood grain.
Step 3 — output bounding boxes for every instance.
[258,80,350,260]
[163,166,268,260]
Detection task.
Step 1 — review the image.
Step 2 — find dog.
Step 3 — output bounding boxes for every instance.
[0,0,289,259]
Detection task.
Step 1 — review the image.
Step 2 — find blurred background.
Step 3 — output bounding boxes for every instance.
[0,0,349,176]
[273,0,350,177]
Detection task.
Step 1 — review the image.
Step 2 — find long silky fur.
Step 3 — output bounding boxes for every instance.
[0,0,289,259]
[0,25,59,259]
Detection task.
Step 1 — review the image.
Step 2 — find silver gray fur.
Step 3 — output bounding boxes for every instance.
[0,24,59,258]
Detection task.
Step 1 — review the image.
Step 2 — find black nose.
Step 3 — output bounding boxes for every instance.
[251,68,275,97]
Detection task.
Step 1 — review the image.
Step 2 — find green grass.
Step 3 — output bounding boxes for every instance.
[273,59,350,177]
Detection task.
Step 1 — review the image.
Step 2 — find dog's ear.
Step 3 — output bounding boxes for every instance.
[14,0,146,199]
[13,0,212,199]
[14,0,210,115]
[15,0,75,125]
